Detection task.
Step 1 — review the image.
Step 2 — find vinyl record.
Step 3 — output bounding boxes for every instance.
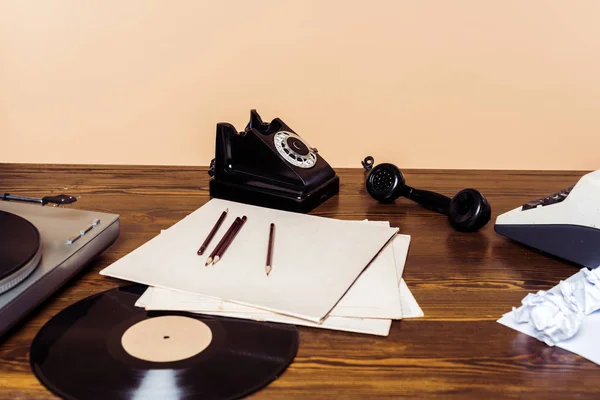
[30,285,299,400]
[0,210,41,294]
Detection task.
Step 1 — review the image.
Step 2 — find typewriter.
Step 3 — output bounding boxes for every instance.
[494,170,600,269]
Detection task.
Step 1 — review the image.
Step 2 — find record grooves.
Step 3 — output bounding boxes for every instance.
[0,211,41,294]
[30,285,299,400]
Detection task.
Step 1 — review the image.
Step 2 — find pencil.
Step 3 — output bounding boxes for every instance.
[205,217,241,266]
[197,208,228,255]
[213,216,247,264]
[266,223,275,276]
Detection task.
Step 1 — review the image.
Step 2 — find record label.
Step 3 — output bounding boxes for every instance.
[121,315,213,362]
[30,285,299,400]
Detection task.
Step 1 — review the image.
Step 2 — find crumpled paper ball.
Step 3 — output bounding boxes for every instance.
[512,281,583,346]
[582,267,600,315]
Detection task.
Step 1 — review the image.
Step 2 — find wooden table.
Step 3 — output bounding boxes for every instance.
[0,164,597,399]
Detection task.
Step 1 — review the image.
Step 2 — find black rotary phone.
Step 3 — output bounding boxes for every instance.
[208,110,339,213]
[362,156,491,232]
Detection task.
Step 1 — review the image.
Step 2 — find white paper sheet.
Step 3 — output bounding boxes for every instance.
[134,233,424,336]
[136,286,394,336]
[138,278,423,319]
[392,234,411,285]
[149,221,407,319]
[399,279,424,318]
[136,278,422,336]
[135,232,409,319]
[148,219,405,319]
[331,229,411,318]
[320,231,406,319]
[498,269,600,365]
[100,199,398,322]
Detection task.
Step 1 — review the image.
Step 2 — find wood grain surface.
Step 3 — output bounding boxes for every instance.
[0,164,596,399]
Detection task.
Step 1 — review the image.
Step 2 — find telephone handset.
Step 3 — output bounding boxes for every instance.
[362,156,491,232]
[208,110,339,213]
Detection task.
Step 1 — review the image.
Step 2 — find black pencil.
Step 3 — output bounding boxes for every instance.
[213,216,247,264]
[205,217,241,266]
[266,223,275,276]
[197,208,228,255]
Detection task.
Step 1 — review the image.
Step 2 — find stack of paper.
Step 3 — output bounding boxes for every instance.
[100,199,423,336]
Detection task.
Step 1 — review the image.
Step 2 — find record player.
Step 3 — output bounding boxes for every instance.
[0,194,120,338]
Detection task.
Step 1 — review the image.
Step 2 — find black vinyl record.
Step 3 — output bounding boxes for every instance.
[0,210,40,281]
[30,285,299,400]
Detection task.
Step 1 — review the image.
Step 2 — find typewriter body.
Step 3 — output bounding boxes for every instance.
[208,110,339,213]
[495,170,600,269]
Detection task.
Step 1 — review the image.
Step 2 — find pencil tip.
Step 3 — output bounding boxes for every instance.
[266,265,271,276]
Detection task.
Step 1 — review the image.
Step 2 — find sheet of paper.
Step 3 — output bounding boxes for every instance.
[135,232,418,320]
[138,277,423,318]
[399,279,424,318]
[155,219,404,318]
[392,234,411,285]
[320,232,405,318]
[100,199,398,323]
[497,269,600,365]
[134,233,424,336]
[330,230,411,318]
[146,220,405,319]
[135,278,422,336]
[136,286,393,336]
[137,231,408,320]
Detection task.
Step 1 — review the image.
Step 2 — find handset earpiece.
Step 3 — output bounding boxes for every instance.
[448,188,492,232]
[362,156,491,232]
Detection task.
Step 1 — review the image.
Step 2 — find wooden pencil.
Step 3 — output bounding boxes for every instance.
[197,208,228,255]
[205,217,241,266]
[212,216,247,264]
[266,223,275,276]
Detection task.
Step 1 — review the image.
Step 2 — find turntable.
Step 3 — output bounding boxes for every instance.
[0,194,120,338]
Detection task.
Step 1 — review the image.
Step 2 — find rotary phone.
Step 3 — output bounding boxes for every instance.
[208,110,339,213]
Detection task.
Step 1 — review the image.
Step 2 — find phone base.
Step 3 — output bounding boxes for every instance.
[209,176,339,213]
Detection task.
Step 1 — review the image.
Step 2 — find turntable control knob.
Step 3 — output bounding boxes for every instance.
[66,218,101,245]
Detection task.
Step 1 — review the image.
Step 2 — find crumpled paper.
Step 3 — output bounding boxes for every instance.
[582,267,600,315]
[498,267,600,365]
[512,281,583,346]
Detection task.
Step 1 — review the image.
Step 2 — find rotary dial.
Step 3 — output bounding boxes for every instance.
[273,131,317,169]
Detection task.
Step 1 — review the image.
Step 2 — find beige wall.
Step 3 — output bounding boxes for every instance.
[1,1,599,170]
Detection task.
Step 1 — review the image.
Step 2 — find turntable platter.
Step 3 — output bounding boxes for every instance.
[0,211,42,294]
